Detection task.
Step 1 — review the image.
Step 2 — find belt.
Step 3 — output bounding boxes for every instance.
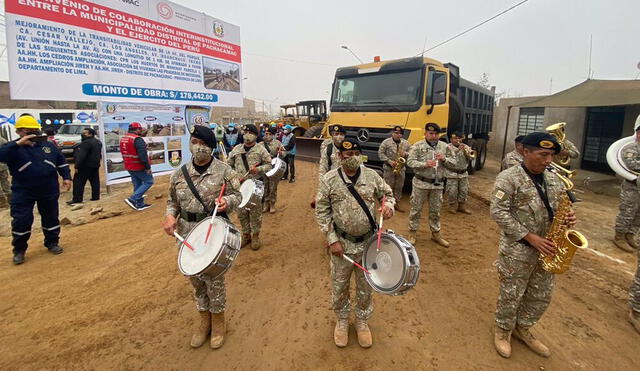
[448,168,467,174]
[179,211,229,222]
[334,224,374,243]
[414,174,441,183]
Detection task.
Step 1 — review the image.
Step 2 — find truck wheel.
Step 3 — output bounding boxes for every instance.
[303,125,323,138]
[448,94,464,135]
[475,139,487,171]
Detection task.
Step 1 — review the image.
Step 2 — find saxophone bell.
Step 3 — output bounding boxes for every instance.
[393,156,406,174]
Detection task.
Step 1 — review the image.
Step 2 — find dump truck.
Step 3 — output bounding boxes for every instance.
[296,56,495,173]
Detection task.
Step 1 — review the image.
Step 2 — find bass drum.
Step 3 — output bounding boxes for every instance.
[265,157,287,179]
[606,136,637,181]
[362,230,420,296]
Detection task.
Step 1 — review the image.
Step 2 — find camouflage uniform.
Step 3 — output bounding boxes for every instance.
[166,159,242,313]
[407,140,447,232]
[315,166,395,320]
[261,139,284,203]
[501,149,523,171]
[615,142,640,234]
[318,138,341,180]
[378,137,411,202]
[553,138,580,166]
[631,249,640,313]
[444,143,471,205]
[0,136,11,208]
[227,143,272,234]
[490,165,565,331]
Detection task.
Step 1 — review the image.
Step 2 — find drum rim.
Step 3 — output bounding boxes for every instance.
[362,233,410,294]
[178,216,232,276]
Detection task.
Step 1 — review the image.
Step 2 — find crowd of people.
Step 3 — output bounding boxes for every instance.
[0,114,638,359]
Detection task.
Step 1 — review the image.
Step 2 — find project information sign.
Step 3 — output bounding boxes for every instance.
[5,0,243,106]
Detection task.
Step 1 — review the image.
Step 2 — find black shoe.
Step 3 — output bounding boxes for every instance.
[67,200,82,206]
[47,245,64,255]
[137,203,152,211]
[90,198,100,201]
[13,253,25,265]
[289,178,295,183]
[281,176,287,181]
[124,198,139,210]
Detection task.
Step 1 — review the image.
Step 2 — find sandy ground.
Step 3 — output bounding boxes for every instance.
[0,159,638,370]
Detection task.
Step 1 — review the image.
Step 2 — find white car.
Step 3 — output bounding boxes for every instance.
[54,124,99,156]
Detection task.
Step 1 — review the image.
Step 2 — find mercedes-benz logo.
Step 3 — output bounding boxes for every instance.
[357,128,370,143]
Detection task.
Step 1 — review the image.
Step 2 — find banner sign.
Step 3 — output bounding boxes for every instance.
[99,101,208,185]
[5,0,243,106]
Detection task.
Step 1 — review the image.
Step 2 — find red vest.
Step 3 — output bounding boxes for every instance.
[120,133,146,171]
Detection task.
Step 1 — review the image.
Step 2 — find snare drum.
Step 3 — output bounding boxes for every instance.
[178,217,241,279]
[362,230,420,296]
[265,157,287,179]
[239,179,264,210]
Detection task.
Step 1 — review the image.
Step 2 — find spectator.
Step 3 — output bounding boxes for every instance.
[120,122,153,211]
[223,123,243,153]
[68,128,102,205]
[281,124,297,183]
[44,128,57,147]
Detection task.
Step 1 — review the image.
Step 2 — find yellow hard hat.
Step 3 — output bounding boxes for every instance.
[15,115,41,129]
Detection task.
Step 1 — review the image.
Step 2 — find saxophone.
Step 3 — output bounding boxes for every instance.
[540,164,588,274]
[393,156,406,174]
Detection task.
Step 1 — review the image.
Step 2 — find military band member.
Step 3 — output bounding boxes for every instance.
[546,123,580,167]
[613,124,640,253]
[319,124,345,180]
[227,124,272,250]
[378,125,411,212]
[406,123,449,247]
[315,138,395,348]
[261,126,285,214]
[444,131,472,214]
[162,126,242,349]
[490,132,576,359]
[631,249,640,334]
[501,135,525,171]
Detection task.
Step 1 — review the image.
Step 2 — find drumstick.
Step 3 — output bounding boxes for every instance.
[342,254,371,275]
[174,231,195,251]
[242,163,261,179]
[205,184,226,244]
[376,195,386,252]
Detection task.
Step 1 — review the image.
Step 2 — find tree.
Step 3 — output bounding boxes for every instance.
[478,73,491,89]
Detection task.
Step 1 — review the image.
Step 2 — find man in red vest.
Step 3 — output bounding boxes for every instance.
[120,122,153,210]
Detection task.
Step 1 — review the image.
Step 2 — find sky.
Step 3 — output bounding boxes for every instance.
[1,0,639,112]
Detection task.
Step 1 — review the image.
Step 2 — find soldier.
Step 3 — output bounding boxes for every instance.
[0,135,11,209]
[318,124,345,180]
[630,249,640,334]
[227,124,272,250]
[444,131,473,214]
[613,124,640,253]
[163,125,241,349]
[501,135,525,171]
[261,126,285,213]
[406,122,449,247]
[490,132,577,358]
[378,125,411,212]
[547,122,580,167]
[315,138,395,348]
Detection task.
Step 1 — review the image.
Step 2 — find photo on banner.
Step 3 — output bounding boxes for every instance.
[98,101,210,185]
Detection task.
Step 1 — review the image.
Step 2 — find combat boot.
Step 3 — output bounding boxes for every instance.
[241,233,252,249]
[394,204,405,213]
[408,230,417,245]
[448,203,458,214]
[334,319,348,347]
[513,326,551,358]
[269,201,276,214]
[251,233,262,250]
[431,231,450,248]
[262,202,269,213]
[210,312,226,349]
[614,232,634,253]
[630,310,640,335]
[457,202,472,215]
[625,233,639,249]
[494,325,512,358]
[190,311,211,348]
[354,319,372,348]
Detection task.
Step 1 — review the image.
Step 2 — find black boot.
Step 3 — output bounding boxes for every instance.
[13,252,25,265]
[47,245,64,255]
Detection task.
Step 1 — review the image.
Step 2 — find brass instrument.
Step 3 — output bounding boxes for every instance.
[546,122,571,167]
[462,144,477,160]
[540,163,588,274]
[393,156,406,174]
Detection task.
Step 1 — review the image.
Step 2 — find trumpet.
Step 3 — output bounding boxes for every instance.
[460,144,476,160]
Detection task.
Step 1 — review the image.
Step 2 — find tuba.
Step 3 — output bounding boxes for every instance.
[546,122,571,167]
[540,163,588,274]
[606,135,638,181]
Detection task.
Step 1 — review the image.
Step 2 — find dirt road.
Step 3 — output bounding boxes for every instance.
[0,160,638,370]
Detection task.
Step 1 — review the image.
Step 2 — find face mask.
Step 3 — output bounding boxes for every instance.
[341,156,362,171]
[81,135,90,141]
[284,130,291,135]
[244,133,257,143]
[190,143,212,162]
[333,134,345,144]
[264,135,273,142]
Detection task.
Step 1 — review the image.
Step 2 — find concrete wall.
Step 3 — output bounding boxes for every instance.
[488,96,543,159]
[623,104,640,136]
[543,107,587,169]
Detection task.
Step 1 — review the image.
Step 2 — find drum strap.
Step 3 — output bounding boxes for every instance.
[327,144,333,169]
[337,168,378,232]
[263,141,272,157]
[240,152,250,172]
[180,165,212,215]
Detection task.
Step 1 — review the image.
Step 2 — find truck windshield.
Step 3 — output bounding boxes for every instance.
[331,69,422,110]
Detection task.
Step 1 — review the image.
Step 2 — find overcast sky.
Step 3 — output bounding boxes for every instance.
[1,0,639,111]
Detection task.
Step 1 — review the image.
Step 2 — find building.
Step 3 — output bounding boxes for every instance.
[0,81,94,109]
[489,79,640,173]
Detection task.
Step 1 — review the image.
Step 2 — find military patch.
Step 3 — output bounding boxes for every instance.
[343,141,352,149]
[539,140,554,149]
[42,147,52,154]
[190,126,196,134]
[495,190,505,200]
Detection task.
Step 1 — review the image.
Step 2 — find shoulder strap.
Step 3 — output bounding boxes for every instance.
[240,152,250,171]
[263,141,270,154]
[181,164,211,215]
[337,168,377,231]
[327,144,333,168]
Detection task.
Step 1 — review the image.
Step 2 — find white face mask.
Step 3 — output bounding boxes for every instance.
[284,130,291,135]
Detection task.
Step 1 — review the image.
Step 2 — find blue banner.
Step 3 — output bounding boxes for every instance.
[83,84,218,103]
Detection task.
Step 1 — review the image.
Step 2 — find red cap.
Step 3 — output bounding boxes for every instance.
[129,122,142,129]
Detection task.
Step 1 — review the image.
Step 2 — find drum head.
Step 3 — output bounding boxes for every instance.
[178,217,227,276]
[239,180,256,207]
[266,158,285,177]
[363,234,407,293]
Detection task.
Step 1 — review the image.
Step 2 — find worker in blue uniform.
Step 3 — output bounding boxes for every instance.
[0,115,72,265]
